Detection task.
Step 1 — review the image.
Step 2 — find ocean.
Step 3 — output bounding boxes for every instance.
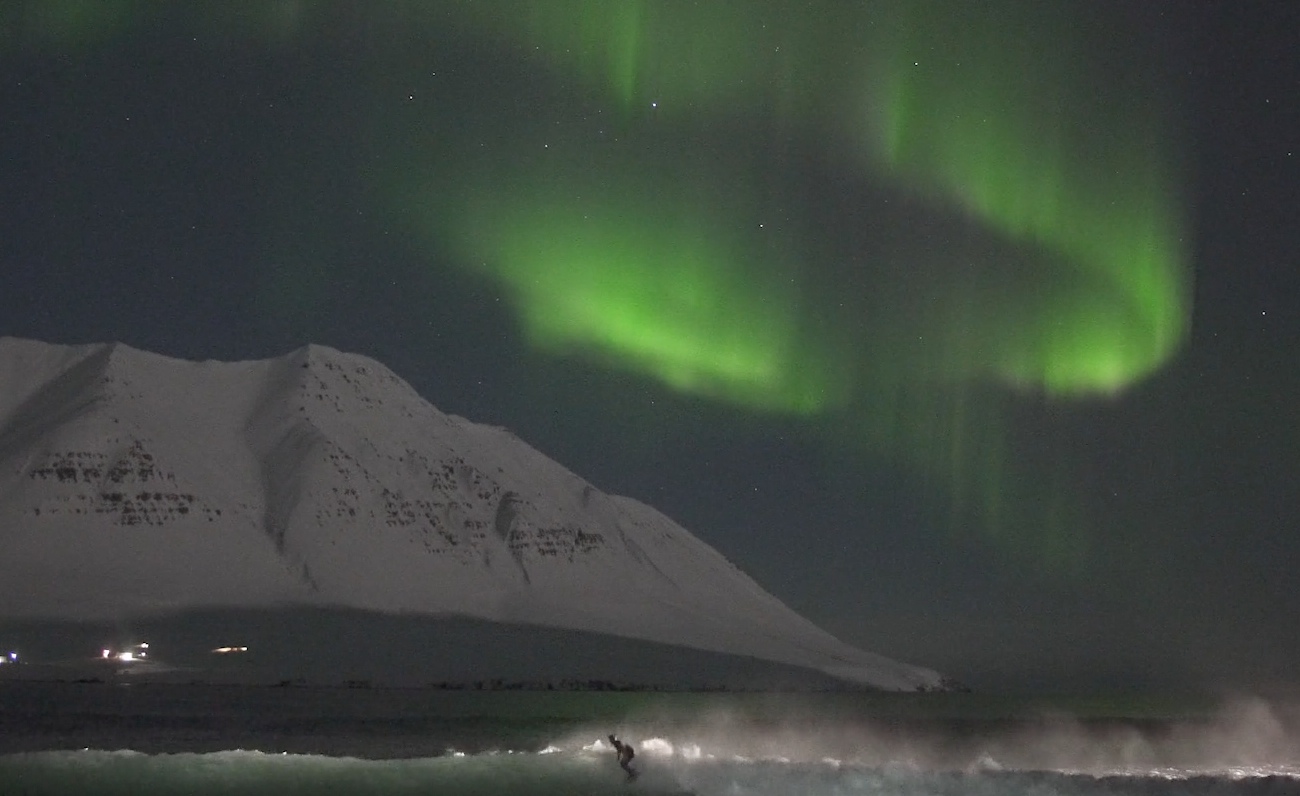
[1,682,1297,795]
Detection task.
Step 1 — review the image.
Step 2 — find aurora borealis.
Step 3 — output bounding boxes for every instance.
[384,0,1191,567]
[418,0,1189,402]
[2,0,1297,691]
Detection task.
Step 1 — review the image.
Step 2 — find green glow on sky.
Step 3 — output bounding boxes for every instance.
[865,2,1188,396]
[6,0,146,47]
[443,0,1188,399]
[430,167,848,416]
[438,0,873,138]
[401,0,1189,565]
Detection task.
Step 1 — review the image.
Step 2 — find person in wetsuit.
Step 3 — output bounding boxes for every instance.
[609,734,637,781]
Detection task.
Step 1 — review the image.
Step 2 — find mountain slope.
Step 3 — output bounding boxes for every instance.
[0,337,942,690]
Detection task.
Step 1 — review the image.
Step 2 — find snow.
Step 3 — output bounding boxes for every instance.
[0,337,942,691]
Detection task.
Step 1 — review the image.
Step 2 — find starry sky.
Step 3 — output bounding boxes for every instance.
[1,1,1296,694]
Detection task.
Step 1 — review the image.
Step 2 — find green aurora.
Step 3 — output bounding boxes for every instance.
[398,0,1188,564]
[429,0,1188,402]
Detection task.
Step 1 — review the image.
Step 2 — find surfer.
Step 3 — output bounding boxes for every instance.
[609,734,638,781]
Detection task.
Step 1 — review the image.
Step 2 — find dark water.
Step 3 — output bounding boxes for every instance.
[2,682,1298,795]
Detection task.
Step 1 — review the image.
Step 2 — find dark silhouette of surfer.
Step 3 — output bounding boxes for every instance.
[609,734,638,781]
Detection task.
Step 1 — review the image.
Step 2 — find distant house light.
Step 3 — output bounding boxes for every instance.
[103,642,149,662]
[212,646,249,654]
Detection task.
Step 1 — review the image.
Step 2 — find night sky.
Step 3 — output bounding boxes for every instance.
[1,1,1296,694]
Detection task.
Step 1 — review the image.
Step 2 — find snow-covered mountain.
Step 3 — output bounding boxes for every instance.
[0,337,942,690]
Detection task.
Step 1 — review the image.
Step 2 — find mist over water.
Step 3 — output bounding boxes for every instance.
[2,684,1299,795]
[605,694,1300,776]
